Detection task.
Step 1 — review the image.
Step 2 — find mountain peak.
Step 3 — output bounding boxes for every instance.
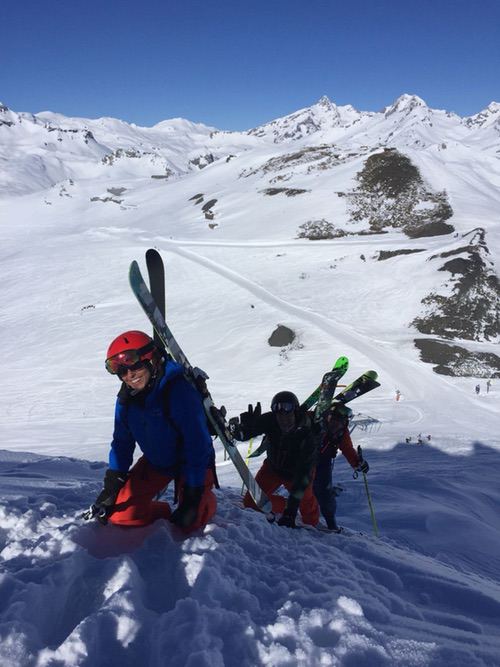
[385,94,428,117]
[485,101,500,114]
[316,95,334,109]
[464,101,500,128]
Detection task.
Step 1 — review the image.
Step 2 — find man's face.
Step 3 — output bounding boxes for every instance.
[276,410,296,433]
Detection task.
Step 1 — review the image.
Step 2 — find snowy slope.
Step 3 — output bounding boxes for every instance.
[1,443,499,667]
[0,94,499,666]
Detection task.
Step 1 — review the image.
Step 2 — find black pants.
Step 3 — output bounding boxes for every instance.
[313,455,338,529]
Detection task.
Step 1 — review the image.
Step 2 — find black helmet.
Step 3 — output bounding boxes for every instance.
[271,391,300,414]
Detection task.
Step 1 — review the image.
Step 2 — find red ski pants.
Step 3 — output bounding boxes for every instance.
[108,456,217,531]
[243,459,319,526]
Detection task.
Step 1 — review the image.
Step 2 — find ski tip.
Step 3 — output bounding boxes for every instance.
[334,356,349,368]
[364,370,378,380]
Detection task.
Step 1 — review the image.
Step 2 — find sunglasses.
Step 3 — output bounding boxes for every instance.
[271,402,296,414]
[105,343,154,376]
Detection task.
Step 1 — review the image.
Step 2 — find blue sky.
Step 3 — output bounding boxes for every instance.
[2,0,499,130]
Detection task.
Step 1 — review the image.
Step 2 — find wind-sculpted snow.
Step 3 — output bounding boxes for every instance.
[1,444,499,666]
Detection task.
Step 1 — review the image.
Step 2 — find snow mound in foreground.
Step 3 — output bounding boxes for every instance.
[0,445,499,667]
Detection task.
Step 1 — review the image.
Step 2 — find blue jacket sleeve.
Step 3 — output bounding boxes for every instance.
[168,377,213,487]
[108,400,136,472]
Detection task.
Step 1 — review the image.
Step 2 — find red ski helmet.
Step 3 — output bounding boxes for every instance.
[105,330,157,375]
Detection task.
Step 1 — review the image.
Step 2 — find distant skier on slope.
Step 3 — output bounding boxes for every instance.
[230,392,320,528]
[314,405,369,531]
[86,330,217,531]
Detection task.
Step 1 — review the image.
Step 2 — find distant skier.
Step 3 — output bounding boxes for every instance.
[86,331,217,531]
[230,392,320,528]
[395,389,401,401]
[475,384,480,395]
[314,405,369,531]
[486,379,491,394]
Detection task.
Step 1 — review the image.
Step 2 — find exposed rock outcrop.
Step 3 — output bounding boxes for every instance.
[377,248,425,260]
[262,187,308,197]
[268,325,295,347]
[297,220,346,240]
[413,228,499,342]
[347,149,454,237]
[414,339,500,378]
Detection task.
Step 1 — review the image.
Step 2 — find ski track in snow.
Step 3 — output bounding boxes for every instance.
[146,238,495,431]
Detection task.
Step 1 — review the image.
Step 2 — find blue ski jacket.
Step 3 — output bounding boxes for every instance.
[108,360,214,487]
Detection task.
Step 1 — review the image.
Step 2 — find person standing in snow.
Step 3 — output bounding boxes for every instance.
[486,379,491,394]
[230,392,320,528]
[88,331,217,531]
[313,405,369,531]
[475,384,480,395]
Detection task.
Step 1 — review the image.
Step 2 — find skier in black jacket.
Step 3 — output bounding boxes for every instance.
[230,391,320,528]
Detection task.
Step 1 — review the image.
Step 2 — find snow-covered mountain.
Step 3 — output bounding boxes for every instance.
[2,94,500,196]
[0,102,260,196]
[3,93,497,373]
[1,94,499,666]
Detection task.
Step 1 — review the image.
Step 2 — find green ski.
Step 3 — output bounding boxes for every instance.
[302,356,349,410]
[331,370,380,406]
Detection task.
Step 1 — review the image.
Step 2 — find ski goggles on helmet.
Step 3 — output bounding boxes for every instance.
[271,401,296,414]
[105,343,155,376]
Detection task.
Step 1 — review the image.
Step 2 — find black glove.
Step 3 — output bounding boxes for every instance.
[241,402,261,430]
[84,469,128,524]
[170,486,204,528]
[277,496,300,528]
[356,459,369,474]
[229,402,261,440]
[355,445,369,475]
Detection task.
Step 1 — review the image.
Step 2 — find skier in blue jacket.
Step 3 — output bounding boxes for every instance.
[90,330,216,530]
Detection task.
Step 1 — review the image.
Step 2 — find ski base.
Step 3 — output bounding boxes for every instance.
[129,257,273,514]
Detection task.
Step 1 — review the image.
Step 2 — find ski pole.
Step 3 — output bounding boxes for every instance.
[355,445,379,537]
[241,438,254,495]
[362,471,379,537]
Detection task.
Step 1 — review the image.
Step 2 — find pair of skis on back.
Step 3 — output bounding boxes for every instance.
[132,249,380,516]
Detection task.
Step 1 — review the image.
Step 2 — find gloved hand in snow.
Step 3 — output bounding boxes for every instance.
[83,469,128,524]
[170,486,203,529]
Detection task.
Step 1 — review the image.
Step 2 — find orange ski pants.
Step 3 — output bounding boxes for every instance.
[109,455,217,531]
[243,458,319,525]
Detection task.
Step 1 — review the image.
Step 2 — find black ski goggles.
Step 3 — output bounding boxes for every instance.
[105,343,155,376]
[271,402,296,414]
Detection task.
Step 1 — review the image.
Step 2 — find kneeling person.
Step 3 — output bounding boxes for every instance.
[91,330,217,531]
